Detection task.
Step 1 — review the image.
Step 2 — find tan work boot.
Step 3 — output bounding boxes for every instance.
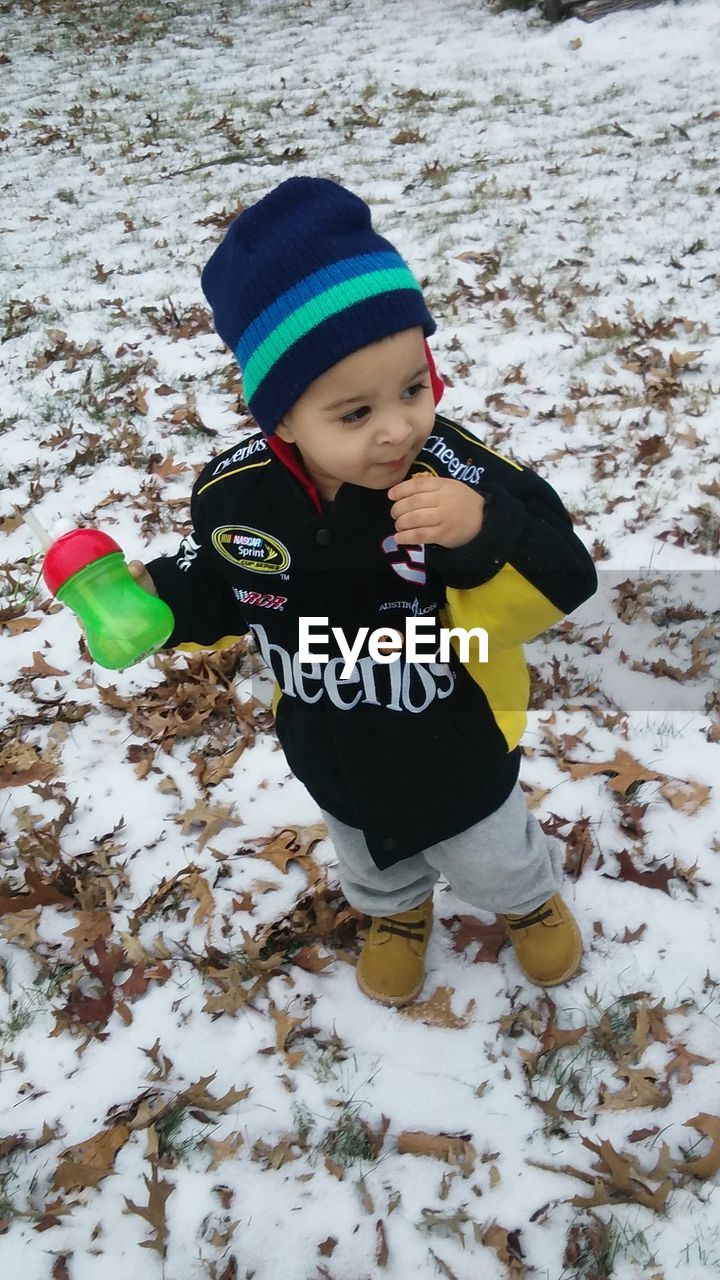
[356,897,433,1006]
[501,893,582,986]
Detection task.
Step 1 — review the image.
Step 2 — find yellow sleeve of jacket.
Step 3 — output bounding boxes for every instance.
[428,440,597,751]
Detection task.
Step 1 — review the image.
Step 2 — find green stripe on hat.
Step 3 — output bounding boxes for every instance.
[242,266,422,403]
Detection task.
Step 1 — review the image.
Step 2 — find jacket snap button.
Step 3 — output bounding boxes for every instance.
[382,837,397,853]
[315,528,332,546]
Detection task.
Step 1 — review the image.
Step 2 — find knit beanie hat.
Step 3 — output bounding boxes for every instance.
[201,176,437,435]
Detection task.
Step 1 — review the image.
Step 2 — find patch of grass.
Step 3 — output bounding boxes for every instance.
[0,555,43,609]
[291,1102,316,1146]
[319,1102,376,1168]
[0,1164,20,1228]
[679,1223,720,1270]
[155,1104,209,1165]
[559,1209,656,1280]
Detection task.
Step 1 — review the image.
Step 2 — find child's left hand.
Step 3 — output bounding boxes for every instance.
[388,475,486,548]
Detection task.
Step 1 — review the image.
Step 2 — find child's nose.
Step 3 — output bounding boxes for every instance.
[379,417,414,445]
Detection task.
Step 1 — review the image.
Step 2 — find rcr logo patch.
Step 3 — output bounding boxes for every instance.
[212,525,291,575]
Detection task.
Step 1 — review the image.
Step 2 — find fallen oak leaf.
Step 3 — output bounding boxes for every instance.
[63,909,112,960]
[477,1222,526,1276]
[292,944,334,973]
[599,1067,671,1112]
[176,800,240,849]
[659,777,711,815]
[189,739,246,787]
[440,914,507,963]
[681,1114,720,1180]
[602,850,673,895]
[0,908,41,947]
[665,1042,712,1085]
[400,986,475,1030]
[0,739,55,788]
[537,995,588,1058]
[376,1219,389,1267]
[255,823,327,883]
[0,867,75,915]
[123,1164,174,1256]
[53,1123,130,1191]
[19,652,68,678]
[397,1131,476,1177]
[205,1131,244,1171]
[564,749,664,797]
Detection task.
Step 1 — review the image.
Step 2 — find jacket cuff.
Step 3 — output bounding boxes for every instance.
[145,556,187,648]
[426,483,525,589]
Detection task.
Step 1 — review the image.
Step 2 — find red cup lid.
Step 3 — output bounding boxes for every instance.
[43,528,123,595]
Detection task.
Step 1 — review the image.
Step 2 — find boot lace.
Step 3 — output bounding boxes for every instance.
[377,917,428,942]
[505,904,554,932]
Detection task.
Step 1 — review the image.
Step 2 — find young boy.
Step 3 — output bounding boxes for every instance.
[134,176,598,1006]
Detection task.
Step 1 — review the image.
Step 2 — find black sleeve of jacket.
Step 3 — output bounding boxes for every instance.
[427,471,597,615]
[144,491,248,649]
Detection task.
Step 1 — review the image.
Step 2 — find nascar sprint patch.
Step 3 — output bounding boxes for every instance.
[212,525,291,574]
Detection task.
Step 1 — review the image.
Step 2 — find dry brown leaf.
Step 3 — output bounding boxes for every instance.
[537,996,588,1057]
[205,1131,244,1171]
[603,850,673,895]
[659,778,711,815]
[19,651,68,678]
[477,1222,526,1276]
[681,1114,720,1179]
[53,1124,130,1190]
[0,909,41,947]
[376,1218,389,1267]
[400,986,475,1029]
[0,739,55,788]
[190,740,246,787]
[1,614,41,636]
[255,823,326,882]
[0,867,75,915]
[185,869,215,926]
[123,1164,174,1256]
[397,1131,476,1177]
[599,1067,671,1111]
[440,914,507,963]
[64,910,112,960]
[271,1007,305,1055]
[176,800,240,849]
[292,944,333,973]
[563,817,594,878]
[532,1085,583,1126]
[565,749,664,796]
[668,348,704,369]
[665,1042,712,1084]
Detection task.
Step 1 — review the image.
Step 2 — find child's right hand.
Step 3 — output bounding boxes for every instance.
[128,560,158,596]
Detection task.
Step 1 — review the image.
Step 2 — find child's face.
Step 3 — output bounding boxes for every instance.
[275,327,435,501]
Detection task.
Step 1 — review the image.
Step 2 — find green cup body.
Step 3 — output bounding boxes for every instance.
[57,553,174,669]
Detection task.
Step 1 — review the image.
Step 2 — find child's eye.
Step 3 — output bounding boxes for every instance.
[403,381,429,400]
[339,382,429,426]
[341,405,370,426]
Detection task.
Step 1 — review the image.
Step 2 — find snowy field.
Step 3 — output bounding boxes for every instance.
[1,0,720,1277]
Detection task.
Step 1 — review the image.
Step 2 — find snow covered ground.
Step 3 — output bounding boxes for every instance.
[1,1,719,1276]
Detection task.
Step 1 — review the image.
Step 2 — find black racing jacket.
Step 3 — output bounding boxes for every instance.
[147,413,597,868]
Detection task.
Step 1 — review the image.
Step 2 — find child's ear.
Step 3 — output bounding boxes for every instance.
[274,418,295,443]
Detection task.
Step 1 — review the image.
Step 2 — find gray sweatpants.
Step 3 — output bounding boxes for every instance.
[320,783,564,918]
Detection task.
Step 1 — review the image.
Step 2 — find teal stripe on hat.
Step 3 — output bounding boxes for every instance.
[240,265,423,404]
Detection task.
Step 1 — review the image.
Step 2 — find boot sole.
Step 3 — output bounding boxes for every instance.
[356,967,425,1007]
